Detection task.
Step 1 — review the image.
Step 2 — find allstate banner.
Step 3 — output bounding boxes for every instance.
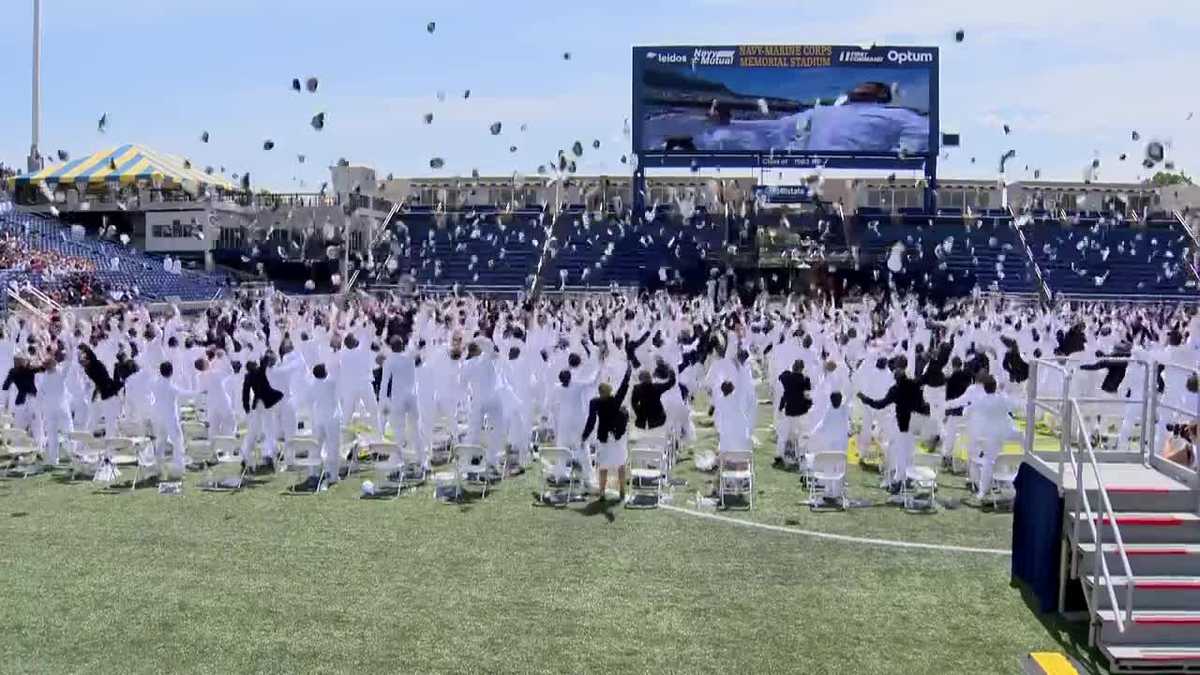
[754,185,811,204]
[633,45,939,168]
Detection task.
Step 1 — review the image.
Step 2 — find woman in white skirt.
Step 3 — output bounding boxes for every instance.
[581,363,633,501]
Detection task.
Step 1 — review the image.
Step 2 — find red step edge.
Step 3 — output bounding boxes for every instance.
[1134,615,1200,625]
[1135,580,1200,590]
[1126,548,1194,556]
[1107,487,1173,494]
[1099,515,1186,526]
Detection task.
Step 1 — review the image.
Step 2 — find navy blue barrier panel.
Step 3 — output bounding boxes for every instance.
[1011,462,1066,613]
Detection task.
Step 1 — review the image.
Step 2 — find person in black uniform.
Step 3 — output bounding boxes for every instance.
[241,359,285,468]
[631,367,676,434]
[78,345,123,437]
[858,356,931,491]
[2,355,44,433]
[582,363,633,502]
[775,360,813,465]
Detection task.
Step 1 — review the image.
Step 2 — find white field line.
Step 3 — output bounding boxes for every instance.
[660,504,1012,556]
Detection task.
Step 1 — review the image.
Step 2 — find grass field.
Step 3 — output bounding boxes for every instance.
[0,400,1099,674]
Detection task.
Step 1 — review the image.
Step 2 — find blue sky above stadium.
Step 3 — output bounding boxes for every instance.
[0,0,1196,190]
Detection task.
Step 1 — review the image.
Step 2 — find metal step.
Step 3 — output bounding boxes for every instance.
[1096,610,1200,646]
[1103,645,1200,674]
[1068,487,1199,514]
[1083,576,1200,610]
[1070,512,1200,545]
[1078,543,1200,577]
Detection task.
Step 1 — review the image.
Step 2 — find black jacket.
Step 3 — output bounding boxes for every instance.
[778,370,813,417]
[583,367,633,443]
[2,364,41,406]
[859,375,930,433]
[631,371,676,430]
[242,367,283,412]
[1080,358,1129,394]
[944,369,974,416]
[83,359,123,400]
[1003,348,1030,384]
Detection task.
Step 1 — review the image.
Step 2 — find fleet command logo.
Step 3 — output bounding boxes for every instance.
[839,49,934,65]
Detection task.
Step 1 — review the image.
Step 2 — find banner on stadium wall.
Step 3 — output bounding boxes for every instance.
[633,45,939,170]
[753,185,812,204]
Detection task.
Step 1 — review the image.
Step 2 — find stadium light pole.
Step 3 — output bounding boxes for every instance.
[26,0,43,174]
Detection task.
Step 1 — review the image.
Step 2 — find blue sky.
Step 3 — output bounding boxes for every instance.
[1,0,1196,190]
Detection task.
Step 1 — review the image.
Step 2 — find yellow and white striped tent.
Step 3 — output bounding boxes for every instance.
[5,144,236,192]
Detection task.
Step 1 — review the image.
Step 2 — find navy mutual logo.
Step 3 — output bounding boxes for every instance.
[691,49,736,66]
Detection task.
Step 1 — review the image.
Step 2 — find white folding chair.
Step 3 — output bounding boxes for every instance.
[433,443,489,503]
[283,437,325,493]
[808,451,848,510]
[903,452,940,512]
[626,447,666,509]
[182,422,214,467]
[0,428,42,478]
[716,449,754,510]
[366,441,406,499]
[537,445,575,506]
[204,436,246,491]
[986,454,1022,509]
[68,435,107,481]
[429,429,454,466]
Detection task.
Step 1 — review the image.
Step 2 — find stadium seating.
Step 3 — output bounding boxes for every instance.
[848,213,1038,295]
[1019,215,1199,297]
[0,206,229,303]
[541,212,727,289]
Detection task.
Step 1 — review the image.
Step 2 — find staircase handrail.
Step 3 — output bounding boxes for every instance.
[1008,206,1053,305]
[1173,209,1200,284]
[1067,398,1135,632]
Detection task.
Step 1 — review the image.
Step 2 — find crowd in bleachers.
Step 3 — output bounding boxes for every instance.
[0,205,229,305]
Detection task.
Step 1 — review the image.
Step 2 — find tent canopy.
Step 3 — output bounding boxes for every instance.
[6,144,236,191]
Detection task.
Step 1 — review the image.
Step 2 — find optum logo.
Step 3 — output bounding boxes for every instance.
[887,50,934,65]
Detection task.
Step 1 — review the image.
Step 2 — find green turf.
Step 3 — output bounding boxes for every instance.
[0,400,1099,674]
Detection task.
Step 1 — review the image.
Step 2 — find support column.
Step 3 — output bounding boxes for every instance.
[26,0,43,174]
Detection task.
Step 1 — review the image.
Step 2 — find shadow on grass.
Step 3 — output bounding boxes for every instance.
[1013,582,1105,673]
[577,497,617,523]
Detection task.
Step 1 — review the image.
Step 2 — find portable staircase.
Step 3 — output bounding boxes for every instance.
[1026,359,1200,673]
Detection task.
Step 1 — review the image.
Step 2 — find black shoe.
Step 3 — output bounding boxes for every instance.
[772,457,784,467]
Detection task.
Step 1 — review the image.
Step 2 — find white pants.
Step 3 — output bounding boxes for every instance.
[857,406,885,461]
[277,402,297,443]
[243,406,280,461]
[209,406,236,438]
[11,401,37,438]
[888,431,917,484]
[39,406,72,464]
[386,395,427,467]
[314,415,343,479]
[942,414,966,458]
[775,414,803,457]
[556,416,594,485]
[970,435,1005,498]
[467,396,505,467]
[88,396,121,438]
[664,393,695,445]
[504,403,533,466]
[340,384,380,432]
[151,415,186,475]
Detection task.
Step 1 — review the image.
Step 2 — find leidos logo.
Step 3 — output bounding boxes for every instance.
[691,49,736,66]
[653,52,688,64]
